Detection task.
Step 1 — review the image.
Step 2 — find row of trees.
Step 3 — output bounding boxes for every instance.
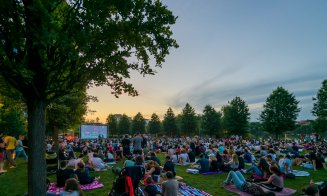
[106,81,327,138]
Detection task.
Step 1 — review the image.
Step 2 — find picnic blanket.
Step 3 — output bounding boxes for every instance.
[155,184,212,196]
[292,170,310,177]
[47,179,104,194]
[141,175,184,185]
[224,184,296,196]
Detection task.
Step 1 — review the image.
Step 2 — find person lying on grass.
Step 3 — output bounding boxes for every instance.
[223,170,275,196]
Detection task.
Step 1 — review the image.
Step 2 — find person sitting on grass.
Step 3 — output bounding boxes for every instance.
[223,170,275,196]
[191,153,209,173]
[187,148,195,163]
[150,152,161,166]
[243,158,270,180]
[224,154,239,171]
[74,154,85,170]
[163,156,176,177]
[61,178,84,196]
[144,176,161,196]
[209,155,219,171]
[89,153,106,171]
[162,171,180,196]
[123,155,135,168]
[178,149,190,165]
[74,162,95,185]
[258,165,284,192]
[146,160,161,182]
[57,161,76,187]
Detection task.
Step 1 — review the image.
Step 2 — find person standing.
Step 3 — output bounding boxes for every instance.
[14,135,28,161]
[121,135,131,157]
[4,133,17,168]
[132,132,143,155]
[0,134,6,173]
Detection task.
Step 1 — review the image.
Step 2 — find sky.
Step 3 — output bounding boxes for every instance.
[86,0,327,123]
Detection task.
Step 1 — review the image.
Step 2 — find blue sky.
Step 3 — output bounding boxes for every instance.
[86,0,327,122]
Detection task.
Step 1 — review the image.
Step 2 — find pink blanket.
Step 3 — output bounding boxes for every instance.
[47,179,104,193]
[224,185,296,196]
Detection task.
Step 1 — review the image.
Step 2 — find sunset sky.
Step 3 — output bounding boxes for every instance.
[86,0,327,123]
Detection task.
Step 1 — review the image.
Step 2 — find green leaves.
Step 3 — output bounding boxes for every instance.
[148,113,161,134]
[312,79,327,132]
[222,97,250,136]
[132,112,145,134]
[202,105,222,137]
[260,87,300,138]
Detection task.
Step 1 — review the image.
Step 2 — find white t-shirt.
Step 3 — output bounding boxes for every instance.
[179,153,190,163]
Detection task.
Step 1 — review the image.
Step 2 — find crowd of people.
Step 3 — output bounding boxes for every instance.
[1,131,326,195]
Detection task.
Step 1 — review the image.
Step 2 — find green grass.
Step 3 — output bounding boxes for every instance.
[1,155,326,196]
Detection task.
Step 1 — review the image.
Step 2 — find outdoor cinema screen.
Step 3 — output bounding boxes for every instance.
[80,124,108,139]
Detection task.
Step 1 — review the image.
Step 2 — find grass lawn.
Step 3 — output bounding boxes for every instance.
[0,154,326,196]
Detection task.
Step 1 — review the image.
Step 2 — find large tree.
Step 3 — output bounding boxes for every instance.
[148,113,161,134]
[106,114,118,136]
[222,96,250,136]
[201,105,222,137]
[162,107,177,136]
[132,112,145,134]
[180,103,197,135]
[117,114,131,134]
[260,87,300,139]
[312,80,327,133]
[0,0,177,194]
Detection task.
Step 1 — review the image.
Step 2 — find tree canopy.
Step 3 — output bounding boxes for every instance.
[118,114,131,134]
[106,114,118,136]
[148,113,161,134]
[312,80,327,133]
[162,107,177,136]
[201,105,222,137]
[180,103,197,135]
[0,0,178,194]
[222,96,250,135]
[259,86,300,139]
[132,112,145,134]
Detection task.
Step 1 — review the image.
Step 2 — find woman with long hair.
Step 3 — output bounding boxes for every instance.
[244,158,270,179]
[224,154,239,171]
[259,165,284,192]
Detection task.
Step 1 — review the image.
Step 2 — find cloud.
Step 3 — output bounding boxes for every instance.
[168,65,326,121]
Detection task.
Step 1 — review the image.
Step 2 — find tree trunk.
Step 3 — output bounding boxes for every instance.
[27,99,47,195]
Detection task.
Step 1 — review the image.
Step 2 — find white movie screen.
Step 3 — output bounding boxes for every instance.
[80,124,108,139]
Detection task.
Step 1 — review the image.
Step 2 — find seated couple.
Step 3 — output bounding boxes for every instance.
[223,165,284,196]
[57,161,98,187]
